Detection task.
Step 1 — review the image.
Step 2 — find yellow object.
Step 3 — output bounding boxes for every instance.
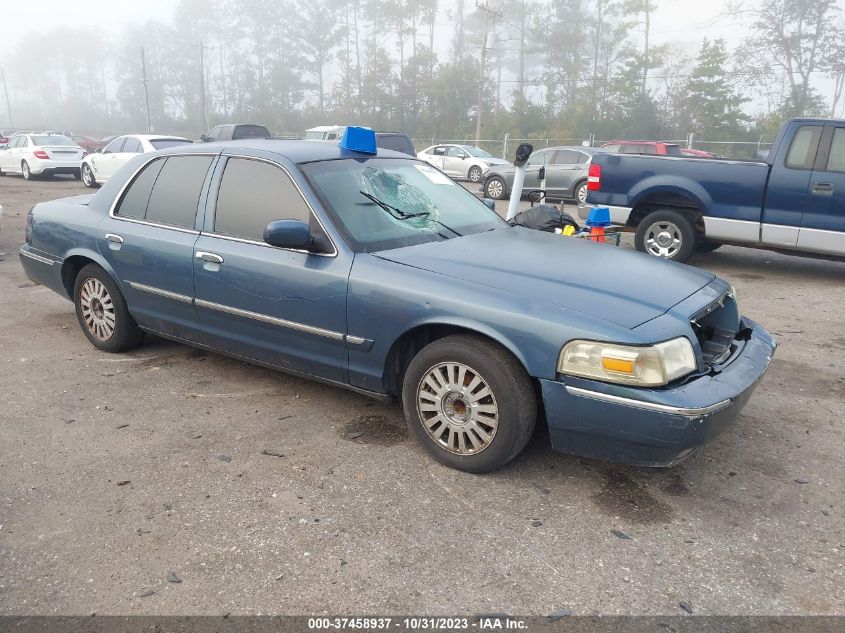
[602,357,635,374]
[562,224,576,236]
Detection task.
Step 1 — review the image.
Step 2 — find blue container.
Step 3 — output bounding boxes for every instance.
[586,207,612,228]
[340,126,377,155]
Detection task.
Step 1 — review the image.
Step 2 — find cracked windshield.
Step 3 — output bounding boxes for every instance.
[303,158,505,252]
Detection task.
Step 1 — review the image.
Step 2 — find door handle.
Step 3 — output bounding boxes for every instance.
[105,233,124,244]
[196,251,224,264]
[811,181,834,196]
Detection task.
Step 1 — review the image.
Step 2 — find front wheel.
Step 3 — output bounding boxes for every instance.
[468,165,483,183]
[402,334,536,473]
[73,264,144,352]
[634,210,697,263]
[484,176,507,200]
[81,164,97,188]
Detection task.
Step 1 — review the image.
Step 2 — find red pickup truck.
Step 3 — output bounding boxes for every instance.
[601,140,682,156]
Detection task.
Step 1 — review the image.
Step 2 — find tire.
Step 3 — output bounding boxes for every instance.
[696,239,722,253]
[401,334,537,473]
[73,168,81,181]
[484,176,507,200]
[468,165,483,183]
[634,210,697,263]
[73,264,144,353]
[574,180,588,205]
[21,160,33,180]
[81,164,98,188]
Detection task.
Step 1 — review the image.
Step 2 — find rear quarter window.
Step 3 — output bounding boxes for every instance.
[115,158,166,220]
[786,126,822,170]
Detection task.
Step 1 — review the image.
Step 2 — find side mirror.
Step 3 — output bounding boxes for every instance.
[460,155,467,160]
[483,199,496,211]
[96,148,103,153]
[264,220,314,250]
[200,135,210,142]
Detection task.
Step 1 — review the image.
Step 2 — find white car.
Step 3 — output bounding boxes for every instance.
[81,134,193,188]
[0,133,85,180]
[417,144,509,183]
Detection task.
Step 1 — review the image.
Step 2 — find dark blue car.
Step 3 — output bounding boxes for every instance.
[19,134,776,472]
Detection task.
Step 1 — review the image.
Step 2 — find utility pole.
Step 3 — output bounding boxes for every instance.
[592,0,603,121]
[140,47,152,133]
[0,66,12,128]
[640,1,654,99]
[475,0,502,145]
[199,42,210,133]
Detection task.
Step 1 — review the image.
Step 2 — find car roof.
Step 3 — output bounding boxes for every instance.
[160,139,413,163]
[130,134,191,141]
[539,145,601,153]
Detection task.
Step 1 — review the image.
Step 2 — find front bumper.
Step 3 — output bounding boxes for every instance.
[541,319,776,466]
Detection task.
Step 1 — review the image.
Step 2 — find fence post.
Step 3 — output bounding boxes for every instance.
[757,136,763,158]
[686,132,694,149]
[502,133,509,160]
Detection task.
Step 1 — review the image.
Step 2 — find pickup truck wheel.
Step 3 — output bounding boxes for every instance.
[73,264,144,353]
[402,334,536,473]
[484,176,507,200]
[635,210,696,263]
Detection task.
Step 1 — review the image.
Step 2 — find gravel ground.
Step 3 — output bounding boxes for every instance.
[0,175,842,616]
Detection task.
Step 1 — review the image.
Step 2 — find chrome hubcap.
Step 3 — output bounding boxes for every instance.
[645,221,682,258]
[83,166,92,185]
[487,179,503,198]
[577,184,588,204]
[80,278,116,341]
[416,362,499,455]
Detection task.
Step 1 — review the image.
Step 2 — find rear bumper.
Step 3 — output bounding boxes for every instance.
[29,159,82,175]
[541,319,776,466]
[19,244,67,297]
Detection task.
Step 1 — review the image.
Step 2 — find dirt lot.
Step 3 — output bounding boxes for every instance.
[0,175,843,616]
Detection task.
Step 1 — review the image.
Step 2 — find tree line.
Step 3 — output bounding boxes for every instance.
[2,0,843,147]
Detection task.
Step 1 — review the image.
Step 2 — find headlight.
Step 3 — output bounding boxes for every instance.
[558,337,697,387]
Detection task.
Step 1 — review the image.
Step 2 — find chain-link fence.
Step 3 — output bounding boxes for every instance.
[412,136,773,162]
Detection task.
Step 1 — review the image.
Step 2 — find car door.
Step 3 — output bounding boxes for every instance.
[796,124,845,255]
[544,150,583,197]
[93,136,126,182]
[426,146,447,170]
[0,136,17,170]
[761,123,825,248]
[443,146,468,177]
[97,153,215,339]
[8,136,26,172]
[192,155,351,383]
[108,136,143,179]
[525,149,549,190]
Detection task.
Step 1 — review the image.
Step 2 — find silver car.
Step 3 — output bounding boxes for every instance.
[417,144,509,183]
[482,146,604,204]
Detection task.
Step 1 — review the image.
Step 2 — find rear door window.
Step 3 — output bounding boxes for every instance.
[552,150,580,165]
[142,156,213,228]
[824,128,845,173]
[122,138,142,153]
[213,157,311,241]
[232,125,271,140]
[104,137,125,154]
[115,158,166,220]
[786,125,822,170]
[378,135,413,155]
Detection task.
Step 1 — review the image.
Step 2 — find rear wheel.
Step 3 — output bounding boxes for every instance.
[484,176,507,200]
[21,160,33,180]
[73,264,144,353]
[81,164,97,188]
[574,180,588,204]
[468,165,483,183]
[402,334,536,473]
[635,210,697,263]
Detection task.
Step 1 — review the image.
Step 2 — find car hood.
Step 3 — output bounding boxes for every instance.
[374,227,715,329]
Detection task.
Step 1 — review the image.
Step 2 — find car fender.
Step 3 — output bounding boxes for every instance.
[61,246,123,297]
[629,175,712,214]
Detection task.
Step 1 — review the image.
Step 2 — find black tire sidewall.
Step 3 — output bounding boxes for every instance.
[82,164,95,187]
[575,181,587,203]
[485,177,507,200]
[401,335,536,473]
[635,210,697,263]
[22,161,31,180]
[73,264,143,352]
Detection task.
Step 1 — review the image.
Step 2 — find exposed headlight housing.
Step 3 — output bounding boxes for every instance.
[558,337,697,387]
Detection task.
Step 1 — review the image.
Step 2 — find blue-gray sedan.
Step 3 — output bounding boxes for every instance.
[19,138,775,472]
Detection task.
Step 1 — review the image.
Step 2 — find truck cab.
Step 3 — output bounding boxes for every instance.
[585,118,845,263]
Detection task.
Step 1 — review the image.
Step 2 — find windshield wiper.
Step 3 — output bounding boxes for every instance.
[358,190,464,238]
[358,190,428,219]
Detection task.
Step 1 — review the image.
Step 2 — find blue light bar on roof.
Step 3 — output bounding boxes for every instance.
[340,126,377,155]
